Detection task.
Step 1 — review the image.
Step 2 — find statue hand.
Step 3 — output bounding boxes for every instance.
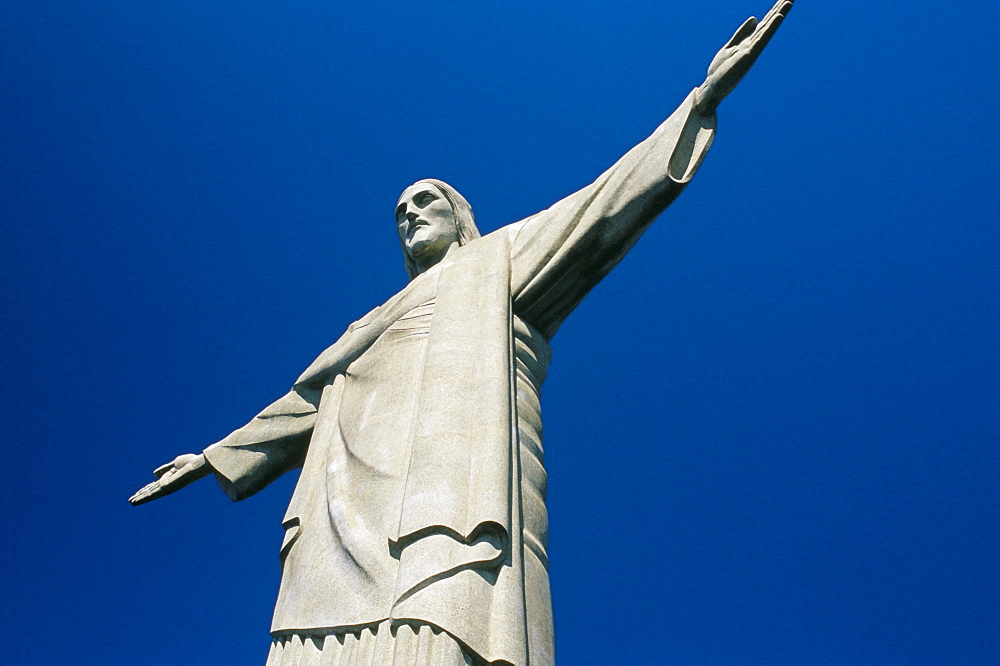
[129,453,212,506]
[694,0,794,116]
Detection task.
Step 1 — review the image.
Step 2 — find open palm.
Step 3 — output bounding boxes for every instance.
[695,0,794,115]
[129,453,211,505]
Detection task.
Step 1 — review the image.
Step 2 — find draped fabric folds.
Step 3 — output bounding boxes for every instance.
[202,90,717,666]
[267,622,476,666]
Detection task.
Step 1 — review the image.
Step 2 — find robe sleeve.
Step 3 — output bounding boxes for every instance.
[202,386,322,501]
[509,90,717,338]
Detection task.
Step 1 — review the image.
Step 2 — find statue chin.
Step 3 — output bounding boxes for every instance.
[405,239,430,258]
[406,237,455,269]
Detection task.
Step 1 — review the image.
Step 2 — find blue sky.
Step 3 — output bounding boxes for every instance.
[2,1,998,663]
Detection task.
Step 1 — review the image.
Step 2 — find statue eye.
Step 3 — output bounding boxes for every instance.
[417,192,437,206]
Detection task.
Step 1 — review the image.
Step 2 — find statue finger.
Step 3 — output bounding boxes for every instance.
[763,0,794,24]
[748,13,785,57]
[725,16,759,49]
[153,462,174,478]
[129,482,159,504]
[761,1,793,27]
[130,491,152,505]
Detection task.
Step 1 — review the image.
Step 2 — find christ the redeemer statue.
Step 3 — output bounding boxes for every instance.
[131,4,795,664]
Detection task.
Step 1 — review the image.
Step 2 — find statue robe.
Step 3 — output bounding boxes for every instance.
[203,91,715,665]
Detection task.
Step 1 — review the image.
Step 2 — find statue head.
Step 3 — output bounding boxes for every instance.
[396,179,481,280]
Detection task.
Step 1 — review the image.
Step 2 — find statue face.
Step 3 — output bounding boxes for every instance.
[395,183,459,265]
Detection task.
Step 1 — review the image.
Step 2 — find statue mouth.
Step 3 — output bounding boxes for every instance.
[406,220,429,238]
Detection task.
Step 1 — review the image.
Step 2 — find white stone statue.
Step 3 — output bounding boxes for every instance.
[130,3,794,663]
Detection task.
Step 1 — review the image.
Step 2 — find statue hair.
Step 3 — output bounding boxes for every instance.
[399,179,481,280]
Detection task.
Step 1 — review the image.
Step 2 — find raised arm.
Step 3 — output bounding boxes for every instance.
[509,0,793,337]
[129,386,321,505]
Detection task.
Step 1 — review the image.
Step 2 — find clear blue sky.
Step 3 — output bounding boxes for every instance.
[3,1,998,663]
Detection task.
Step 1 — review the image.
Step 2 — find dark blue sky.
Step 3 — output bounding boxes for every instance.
[3,1,998,663]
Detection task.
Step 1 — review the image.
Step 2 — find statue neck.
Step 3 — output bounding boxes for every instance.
[413,240,460,275]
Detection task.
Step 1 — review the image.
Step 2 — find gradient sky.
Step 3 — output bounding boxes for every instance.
[3,1,998,663]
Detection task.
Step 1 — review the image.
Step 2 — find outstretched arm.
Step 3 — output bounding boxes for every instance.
[128,386,321,505]
[509,1,794,337]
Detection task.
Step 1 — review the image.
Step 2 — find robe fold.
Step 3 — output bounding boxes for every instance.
[203,90,716,665]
